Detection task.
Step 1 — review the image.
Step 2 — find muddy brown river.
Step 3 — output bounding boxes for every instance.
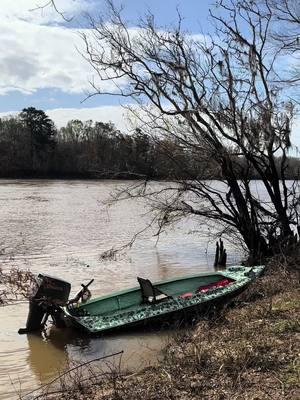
[0,180,242,399]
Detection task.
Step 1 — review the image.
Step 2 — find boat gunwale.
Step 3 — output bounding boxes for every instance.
[73,266,255,307]
[69,278,248,333]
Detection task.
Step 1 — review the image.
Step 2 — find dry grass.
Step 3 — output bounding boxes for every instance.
[92,256,299,400]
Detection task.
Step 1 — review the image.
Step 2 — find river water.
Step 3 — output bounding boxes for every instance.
[0,180,242,399]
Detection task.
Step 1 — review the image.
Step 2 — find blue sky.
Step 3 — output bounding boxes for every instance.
[1,0,300,149]
[0,0,214,128]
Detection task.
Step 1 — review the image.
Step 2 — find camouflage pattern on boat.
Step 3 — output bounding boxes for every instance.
[64,265,264,334]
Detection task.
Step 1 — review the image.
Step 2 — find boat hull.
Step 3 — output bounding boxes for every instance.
[63,266,264,335]
[66,283,247,334]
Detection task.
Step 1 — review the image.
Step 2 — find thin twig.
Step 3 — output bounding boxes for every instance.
[29,0,73,22]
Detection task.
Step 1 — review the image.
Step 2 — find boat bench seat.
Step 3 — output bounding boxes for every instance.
[137,277,172,304]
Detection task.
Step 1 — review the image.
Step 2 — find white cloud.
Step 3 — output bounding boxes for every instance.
[47,105,129,129]
[0,18,118,95]
[0,2,206,98]
[1,0,91,25]
[0,105,130,131]
[0,1,125,96]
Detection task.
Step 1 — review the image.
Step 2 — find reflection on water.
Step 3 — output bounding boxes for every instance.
[26,330,70,385]
[24,325,168,398]
[0,179,242,399]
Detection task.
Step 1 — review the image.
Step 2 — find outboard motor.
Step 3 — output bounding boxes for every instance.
[18,274,71,334]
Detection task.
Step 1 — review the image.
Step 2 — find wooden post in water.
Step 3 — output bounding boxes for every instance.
[213,239,227,270]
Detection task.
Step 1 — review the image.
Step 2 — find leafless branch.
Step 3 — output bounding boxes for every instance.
[29,0,73,22]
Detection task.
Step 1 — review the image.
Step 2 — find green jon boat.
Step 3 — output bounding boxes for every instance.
[63,265,264,334]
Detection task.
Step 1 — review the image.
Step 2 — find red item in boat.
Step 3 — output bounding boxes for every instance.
[179,292,194,299]
[197,278,233,293]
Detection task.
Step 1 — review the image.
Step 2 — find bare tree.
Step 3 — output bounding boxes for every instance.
[79,0,300,262]
[268,0,300,49]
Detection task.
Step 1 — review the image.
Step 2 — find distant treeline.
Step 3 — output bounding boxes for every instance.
[0,107,299,180]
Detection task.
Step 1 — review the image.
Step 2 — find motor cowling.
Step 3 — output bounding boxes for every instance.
[19,274,71,334]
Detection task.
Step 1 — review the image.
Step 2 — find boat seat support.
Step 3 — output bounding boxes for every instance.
[137,277,171,304]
